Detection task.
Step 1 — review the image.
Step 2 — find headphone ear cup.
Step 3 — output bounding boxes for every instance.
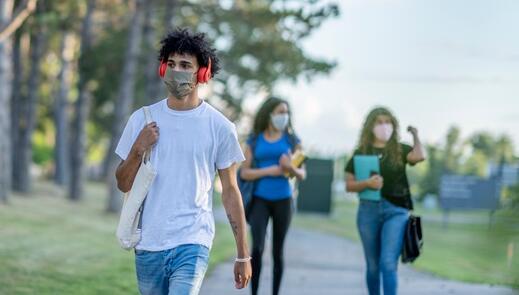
[197,58,212,84]
[158,62,167,78]
[197,67,208,83]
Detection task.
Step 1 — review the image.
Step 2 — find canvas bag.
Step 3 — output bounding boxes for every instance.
[116,106,157,250]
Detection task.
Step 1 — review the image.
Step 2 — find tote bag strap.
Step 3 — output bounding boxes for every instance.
[142,106,153,163]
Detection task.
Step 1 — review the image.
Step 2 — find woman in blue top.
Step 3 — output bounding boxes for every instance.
[240,97,306,295]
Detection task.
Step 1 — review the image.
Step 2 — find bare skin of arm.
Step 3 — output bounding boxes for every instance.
[279,144,307,181]
[406,126,426,165]
[239,145,283,181]
[345,172,383,193]
[218,164,252,289]
[115,122,159,193]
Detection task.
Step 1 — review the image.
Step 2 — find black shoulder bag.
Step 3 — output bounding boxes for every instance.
[237,135,257,222]
[401,214,423,263]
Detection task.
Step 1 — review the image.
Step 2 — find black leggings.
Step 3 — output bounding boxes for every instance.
[249,197,292,295]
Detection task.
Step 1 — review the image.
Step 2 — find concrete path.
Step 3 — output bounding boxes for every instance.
[201,225,517,295]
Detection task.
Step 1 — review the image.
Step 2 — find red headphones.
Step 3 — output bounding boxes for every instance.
[158,58,212,84]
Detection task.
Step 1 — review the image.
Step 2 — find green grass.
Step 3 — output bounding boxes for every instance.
[293,198,519,289]
[0,181,236,295]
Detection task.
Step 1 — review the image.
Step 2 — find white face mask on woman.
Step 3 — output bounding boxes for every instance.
[373,123,394,142]
[271,113,289,131]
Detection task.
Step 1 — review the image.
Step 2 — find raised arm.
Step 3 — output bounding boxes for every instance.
[406,126,426,165]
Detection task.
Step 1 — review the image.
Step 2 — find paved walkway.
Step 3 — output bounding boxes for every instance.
[201,224,517,295]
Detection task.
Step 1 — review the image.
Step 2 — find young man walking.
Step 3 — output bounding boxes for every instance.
[115,28,251,295]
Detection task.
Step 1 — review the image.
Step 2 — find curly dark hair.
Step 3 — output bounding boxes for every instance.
[252,96,297,138]
[158,28,221,78]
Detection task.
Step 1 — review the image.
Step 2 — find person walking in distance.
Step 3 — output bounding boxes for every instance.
[240,97,306,295]
[345,107,426,295]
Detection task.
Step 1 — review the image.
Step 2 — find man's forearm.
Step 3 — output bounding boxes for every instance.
[222,187,249,258]
[115,146,145,193]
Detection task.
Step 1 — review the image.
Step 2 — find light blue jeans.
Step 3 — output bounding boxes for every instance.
[135,244,209,295]
[357,199,409,295]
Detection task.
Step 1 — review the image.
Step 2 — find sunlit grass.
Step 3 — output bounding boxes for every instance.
[0,181,236,294]
[293,197,519,288]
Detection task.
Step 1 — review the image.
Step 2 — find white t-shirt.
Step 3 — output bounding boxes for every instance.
[115,99,245,251]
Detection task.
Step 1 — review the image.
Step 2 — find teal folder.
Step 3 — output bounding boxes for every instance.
[353,155,381,201]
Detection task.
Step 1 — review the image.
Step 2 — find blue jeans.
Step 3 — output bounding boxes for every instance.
[135,244,209,295]
[357,199,409,295]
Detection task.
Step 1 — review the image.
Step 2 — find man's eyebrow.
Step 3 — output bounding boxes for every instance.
[167,58,193,65]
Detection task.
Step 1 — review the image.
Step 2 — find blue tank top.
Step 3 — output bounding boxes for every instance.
[248,133,299,201]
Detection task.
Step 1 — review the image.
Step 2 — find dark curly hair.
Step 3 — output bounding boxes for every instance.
[158,28,221,78]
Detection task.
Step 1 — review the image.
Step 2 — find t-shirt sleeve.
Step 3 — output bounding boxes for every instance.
[401,143,413,164]
[115,109,142,161]
[287,133,301,152]
[344,151,358,174]
[216,122,246,170]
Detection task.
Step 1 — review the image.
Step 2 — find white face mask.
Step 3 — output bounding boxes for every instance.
[271,113,289,131]
[373,123,394,142]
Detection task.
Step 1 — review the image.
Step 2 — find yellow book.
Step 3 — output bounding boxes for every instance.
[285,150,307,177]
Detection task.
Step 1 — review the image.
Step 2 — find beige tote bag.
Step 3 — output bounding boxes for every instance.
[116,106,157,250]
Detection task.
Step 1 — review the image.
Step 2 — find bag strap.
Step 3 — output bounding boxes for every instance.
[249,134,258,169]
[286,131,298,153]
[142,106,153,163]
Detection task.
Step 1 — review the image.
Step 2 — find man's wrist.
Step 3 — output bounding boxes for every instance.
[236,246,249,258]
[235,256,252,263]
[131,144,146,158]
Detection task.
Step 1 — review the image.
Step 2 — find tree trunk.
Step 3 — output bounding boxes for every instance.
[144,0,175,103]
[106,0,145,213]
[68,0,95,201]
[54,31,73,186]
[12,7,45,193]
[0,0,14,203]
[100,0,174,180]
[10,30,22,189]
[0,0,37,43]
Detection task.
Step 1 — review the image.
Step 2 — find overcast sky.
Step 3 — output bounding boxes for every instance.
[242,0,519,156]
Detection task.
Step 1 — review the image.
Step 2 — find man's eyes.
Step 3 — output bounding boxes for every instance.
[167,62,193,69]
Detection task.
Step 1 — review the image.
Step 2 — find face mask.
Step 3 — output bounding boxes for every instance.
[271,113,289,131]
[162,68,197,99]
[373,123,394,142]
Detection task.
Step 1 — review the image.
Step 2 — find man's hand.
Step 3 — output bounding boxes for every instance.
[133,122,159,154]
[234,260,252,289]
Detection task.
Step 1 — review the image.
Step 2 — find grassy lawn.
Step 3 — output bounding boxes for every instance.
[293,197,519,289]
[0,181,236,295]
